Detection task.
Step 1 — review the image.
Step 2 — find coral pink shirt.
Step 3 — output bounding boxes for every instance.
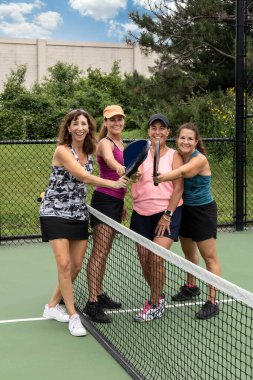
[131,148,183,215]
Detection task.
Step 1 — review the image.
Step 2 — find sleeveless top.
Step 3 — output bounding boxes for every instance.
[132,148,183,216]
[40,145,93,221]
[95,137,127,200]
[183,150,213,206]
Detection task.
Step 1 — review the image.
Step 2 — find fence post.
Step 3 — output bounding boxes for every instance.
[235,0,246,231]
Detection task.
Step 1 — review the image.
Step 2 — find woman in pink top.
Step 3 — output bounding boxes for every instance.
[130,113,184,322]
[84,105,127,323]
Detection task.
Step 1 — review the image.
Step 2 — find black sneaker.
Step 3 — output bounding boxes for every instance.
[97,293,122,309]
[196,300,219,320]
[83,301,112,323]
[172,284,201,301]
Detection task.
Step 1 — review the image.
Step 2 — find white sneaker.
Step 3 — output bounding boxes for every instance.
[43,304,69,322]
[69,314,87,337]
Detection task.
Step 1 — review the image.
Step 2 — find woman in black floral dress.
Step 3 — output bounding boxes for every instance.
[40,109,128,337]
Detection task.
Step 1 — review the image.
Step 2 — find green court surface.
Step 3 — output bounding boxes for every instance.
[0,230,252,380]
[0,243,131,380]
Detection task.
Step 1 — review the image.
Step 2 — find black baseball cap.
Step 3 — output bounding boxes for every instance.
[148,113,170,128]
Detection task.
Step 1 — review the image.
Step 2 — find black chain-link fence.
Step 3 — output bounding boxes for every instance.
[246,121,253,228]
[245,18,253,230]
[0,138,252,245]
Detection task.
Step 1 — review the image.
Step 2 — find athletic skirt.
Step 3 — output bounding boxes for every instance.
[40,216,89,242]
[90,190,124,227]
[179,201,217,242]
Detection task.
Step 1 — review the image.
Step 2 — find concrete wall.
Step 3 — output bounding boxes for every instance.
[0,37,157,91]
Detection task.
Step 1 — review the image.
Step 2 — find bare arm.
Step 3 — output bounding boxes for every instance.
[155,152,184,237]
[166,151,184,211]
[98,139,125,175]
[155,154,207,183]
[54,145,128,189]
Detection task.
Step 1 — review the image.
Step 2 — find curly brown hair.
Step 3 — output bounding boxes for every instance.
[57,109,97,155]
[177,122,206,156]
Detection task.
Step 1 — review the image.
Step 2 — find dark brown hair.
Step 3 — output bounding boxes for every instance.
[176,122,206,156]
[57,109,97,155]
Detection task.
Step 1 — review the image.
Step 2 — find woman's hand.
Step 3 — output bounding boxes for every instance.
[153,173,163,184]
[131,170,142,183]
[116,164,126,176]
[113,175,129,189]
[155,215,171,237]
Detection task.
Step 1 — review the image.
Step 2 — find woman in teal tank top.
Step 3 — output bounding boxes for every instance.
[154,122,221,320]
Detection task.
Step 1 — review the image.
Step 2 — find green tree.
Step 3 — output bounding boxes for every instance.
[127,0,236,93]
[1,60,239,141]
[0,65,28,139]
[40,62,82,98]
[0,62,155,139]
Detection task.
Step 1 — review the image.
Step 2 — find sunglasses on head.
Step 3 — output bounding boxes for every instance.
[68,109,87,115]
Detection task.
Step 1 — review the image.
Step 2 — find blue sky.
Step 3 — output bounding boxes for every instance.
[0,0,163,43]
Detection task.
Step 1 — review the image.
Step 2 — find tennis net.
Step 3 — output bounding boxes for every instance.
[74,205,253,380]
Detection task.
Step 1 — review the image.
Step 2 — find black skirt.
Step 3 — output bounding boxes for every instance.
[90,190,124,227]
[179,201,217,241]
[40,216,89,242]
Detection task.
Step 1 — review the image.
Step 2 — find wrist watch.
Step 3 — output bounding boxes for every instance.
[164,209,173,218]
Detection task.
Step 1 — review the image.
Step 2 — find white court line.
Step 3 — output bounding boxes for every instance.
[103,298,236,315]
[0,317,47,324]
[0,299,235,323]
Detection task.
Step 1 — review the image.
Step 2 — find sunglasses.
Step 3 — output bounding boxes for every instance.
[68,109,87,116]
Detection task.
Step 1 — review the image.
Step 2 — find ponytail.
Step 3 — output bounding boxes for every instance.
[98,121,107,141]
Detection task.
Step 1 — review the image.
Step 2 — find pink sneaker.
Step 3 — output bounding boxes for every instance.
[134,300,164,322]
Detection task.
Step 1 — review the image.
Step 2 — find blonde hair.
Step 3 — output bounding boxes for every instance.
[98,122,107,141]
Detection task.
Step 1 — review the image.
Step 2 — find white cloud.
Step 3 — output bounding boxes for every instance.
[0,21,52,39]
[133,0,177,12]
[35,11,62,30]
[133,0,163,9]
[108,19,140,40]
[0,1,43,22]
[69,0,127,21]
[0,1,62,38]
